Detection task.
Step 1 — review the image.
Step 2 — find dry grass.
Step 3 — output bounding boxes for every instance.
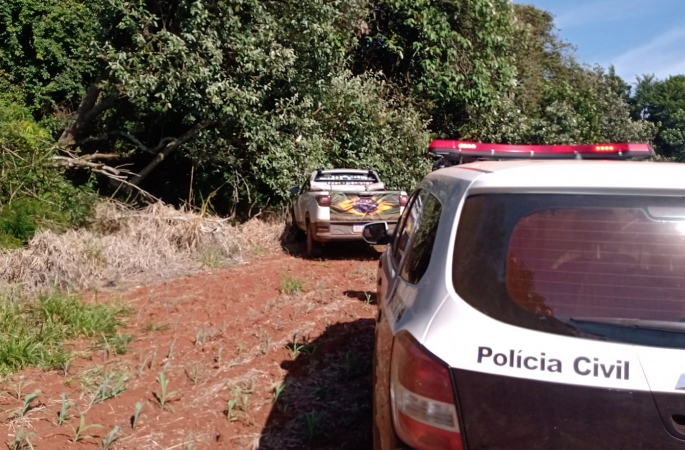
[0,202,283,291]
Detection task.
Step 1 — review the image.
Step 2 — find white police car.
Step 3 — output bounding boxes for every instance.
[365,140,685,450]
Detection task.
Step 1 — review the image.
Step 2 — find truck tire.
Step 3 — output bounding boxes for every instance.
[306,221,321,258]
[289,206,305,242]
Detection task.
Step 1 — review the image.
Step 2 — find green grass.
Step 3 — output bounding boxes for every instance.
[0,291,131,373]
[280,276,303,295]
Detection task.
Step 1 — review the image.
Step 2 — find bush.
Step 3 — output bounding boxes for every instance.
[0,99,96,248]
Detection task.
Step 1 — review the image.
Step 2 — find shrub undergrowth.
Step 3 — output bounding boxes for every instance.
[0,290,130,373]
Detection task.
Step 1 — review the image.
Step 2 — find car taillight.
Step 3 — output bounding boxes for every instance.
[391,331,462,450]
[399,194,408,207]
[316,195,331,207]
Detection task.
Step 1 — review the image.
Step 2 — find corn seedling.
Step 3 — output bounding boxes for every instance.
[57,393,73,426]
[286,335,317,360]
[273,382,286,403]
[305,411,326,440]
[194,329,205,348]
[9,389,40,419]
[364,292,373,305]
[185,365,198,385]
[214,345,223,364]
[11,378,34,400]
[153,371,178,411]
[60,359,73,377]
[163,338,177,372]
[144,322,170,332]
[305,302,314,314]
[102,425,120,450]
[8,427,35,450]
[131,401,144,429]
[260,333,271,355]
[70,413,103,442]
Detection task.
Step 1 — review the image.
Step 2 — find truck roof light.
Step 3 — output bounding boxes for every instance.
[429,140,654,164]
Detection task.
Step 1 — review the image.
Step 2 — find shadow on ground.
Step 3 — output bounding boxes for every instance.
[279,219,384,262]
[344,290,378,305]
[257,319,376,450]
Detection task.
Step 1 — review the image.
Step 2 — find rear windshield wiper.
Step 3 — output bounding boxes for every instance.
[569,317,685,333]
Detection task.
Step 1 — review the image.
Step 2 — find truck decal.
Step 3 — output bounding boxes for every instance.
[329,192,401,222]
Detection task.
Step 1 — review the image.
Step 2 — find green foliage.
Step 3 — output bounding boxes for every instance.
[0,291,129,373]
[632,75,685,158]
[358,0,517,136]
[0,0,672,217]
[0,99,95,247]
[0,0,101,116]
[473,6,655,146]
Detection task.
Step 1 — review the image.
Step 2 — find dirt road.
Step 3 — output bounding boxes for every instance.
[0,243,381,449]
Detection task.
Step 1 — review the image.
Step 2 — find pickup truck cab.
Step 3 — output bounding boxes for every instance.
[291,169,408,257]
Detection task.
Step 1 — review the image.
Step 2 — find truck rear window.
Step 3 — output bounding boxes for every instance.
[453,194,685,348]
[315,172,378,186]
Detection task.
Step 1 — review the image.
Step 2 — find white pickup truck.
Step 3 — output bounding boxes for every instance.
[290,169,408,256]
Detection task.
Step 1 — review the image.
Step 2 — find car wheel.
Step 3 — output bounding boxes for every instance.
[306,220,321,258]
[289,206,305,242]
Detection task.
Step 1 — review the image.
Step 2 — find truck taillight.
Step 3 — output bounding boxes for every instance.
[399,194,408,207]
[391,332,462,450]
[316,195,331,207]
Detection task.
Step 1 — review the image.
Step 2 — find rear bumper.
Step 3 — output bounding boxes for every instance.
[313,221,397,242]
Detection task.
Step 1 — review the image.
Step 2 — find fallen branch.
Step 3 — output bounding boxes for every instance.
[51,154,159,202]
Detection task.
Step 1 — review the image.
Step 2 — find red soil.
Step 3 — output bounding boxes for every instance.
[0,244,381,450]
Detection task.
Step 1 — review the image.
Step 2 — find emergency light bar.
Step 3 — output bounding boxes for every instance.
[429,140,654,165]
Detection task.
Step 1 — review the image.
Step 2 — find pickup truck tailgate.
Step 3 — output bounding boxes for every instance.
[329,191,402,222]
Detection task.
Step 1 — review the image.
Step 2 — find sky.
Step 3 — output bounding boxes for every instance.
[514,0,685,84]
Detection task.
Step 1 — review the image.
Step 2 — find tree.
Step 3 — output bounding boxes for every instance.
[631,75,685,158]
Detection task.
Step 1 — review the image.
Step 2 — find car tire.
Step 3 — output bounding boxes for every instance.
[289,206,305,242]
[306,220,321,258]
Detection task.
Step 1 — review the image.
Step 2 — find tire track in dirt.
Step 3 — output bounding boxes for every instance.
[0,244,381,449]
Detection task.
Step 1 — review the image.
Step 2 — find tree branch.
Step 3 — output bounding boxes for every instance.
[51,154,159,202]
[130,120,212,186]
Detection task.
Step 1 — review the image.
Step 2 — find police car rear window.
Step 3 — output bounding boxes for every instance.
[453,194,685,348]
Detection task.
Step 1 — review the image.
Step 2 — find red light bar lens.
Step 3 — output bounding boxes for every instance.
[429,140,654,161]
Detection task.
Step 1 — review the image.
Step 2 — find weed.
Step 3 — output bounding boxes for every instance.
[70,413,102,442]
[273,382,286,403]
[57,393,73,426]
[202,245,225,268]
[363,292,373,305]
[9,389,40,418]
[131,401,144,429]
[153,371,178,411]
[280,276,302,295]
[8,427,35,450]
[305,411,326,440]
[0,292,130,373]
[144,322,170,332]
[91,371,127,405]
[98,333,132,358]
